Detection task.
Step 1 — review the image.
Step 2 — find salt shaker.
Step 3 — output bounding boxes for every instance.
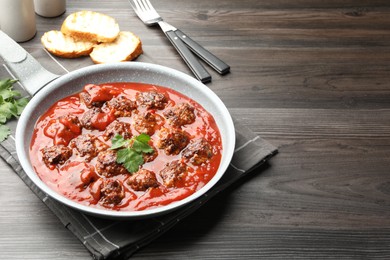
[0,0,36,42]
[34,0,66,18]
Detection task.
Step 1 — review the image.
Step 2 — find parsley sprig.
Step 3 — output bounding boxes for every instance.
[0,79,29,142]
[111,133,154,173]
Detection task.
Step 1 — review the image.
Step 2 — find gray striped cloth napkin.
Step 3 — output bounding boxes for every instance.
[0,49,277,259]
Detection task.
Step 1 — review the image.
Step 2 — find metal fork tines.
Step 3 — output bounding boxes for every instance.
[131,0,162,25]
[130,0,230,83]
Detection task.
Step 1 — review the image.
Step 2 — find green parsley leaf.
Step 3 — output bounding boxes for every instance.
[0,79,29,142]
[0,79,20,100]
[0,99,18,119]
[117,148,144,173]
[132,134,154,154]
[111,134,130,149]
[0,125,11,142]
[111,133,154,173]
[136,133,151,143]
[0,114,7,124]
[14,97,29,115]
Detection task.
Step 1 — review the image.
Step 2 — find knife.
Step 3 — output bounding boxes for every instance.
[159,21,230,75]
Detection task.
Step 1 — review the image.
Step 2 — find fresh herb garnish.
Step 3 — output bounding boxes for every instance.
[111,133,154,173]
[0,79,29,142]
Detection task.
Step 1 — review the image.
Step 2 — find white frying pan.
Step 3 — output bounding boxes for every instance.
[0,31,235,219]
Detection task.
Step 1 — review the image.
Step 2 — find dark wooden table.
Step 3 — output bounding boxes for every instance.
[1,0,390,259]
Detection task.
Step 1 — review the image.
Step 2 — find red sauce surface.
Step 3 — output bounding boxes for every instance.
[30,82,222,211]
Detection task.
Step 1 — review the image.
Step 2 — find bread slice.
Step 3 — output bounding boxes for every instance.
[89,31,143,64]
[61,11,120,43]
[41,30,95,58]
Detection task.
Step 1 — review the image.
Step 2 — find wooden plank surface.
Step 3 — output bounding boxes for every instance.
[1,0,390,259]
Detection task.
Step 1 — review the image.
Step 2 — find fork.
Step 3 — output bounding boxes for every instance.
[130,0,230,83]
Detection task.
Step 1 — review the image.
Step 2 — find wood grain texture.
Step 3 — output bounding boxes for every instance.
[1,0,390,259]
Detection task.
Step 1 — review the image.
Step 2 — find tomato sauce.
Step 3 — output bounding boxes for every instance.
[30,82,222,211]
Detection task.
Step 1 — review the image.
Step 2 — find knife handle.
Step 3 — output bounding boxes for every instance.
[165,30,211,83]
[175,30,230,75]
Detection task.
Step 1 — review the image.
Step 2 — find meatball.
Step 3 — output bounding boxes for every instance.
[133,111,161,136]
[100,179,125,206]
[127,169,159,191]
[163,103,196,127]
[80,84,120,108]
[96,149,128,177]
[80,107,100,130]
[41,145,72,168]
[79,92,104,108]
[160,160,187,187]
[80,107,115,131]
[58,114,82,134]
[156,127,190,155]
[69,134,108,162]
[103,120,132,141]
[136,91,168,109]
[182,138,213,165]
[143,145,158,163]
[106,95,137,117]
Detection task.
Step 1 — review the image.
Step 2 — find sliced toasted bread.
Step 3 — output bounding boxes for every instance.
[89,31,143,64]
[41,30,95,58]
[61,11,120,43]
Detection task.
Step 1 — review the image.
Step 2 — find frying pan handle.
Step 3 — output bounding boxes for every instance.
[0,30,59,96]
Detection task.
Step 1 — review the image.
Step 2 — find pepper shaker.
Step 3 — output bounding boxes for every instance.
[0,0,36,42]
[34,0,66,18]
